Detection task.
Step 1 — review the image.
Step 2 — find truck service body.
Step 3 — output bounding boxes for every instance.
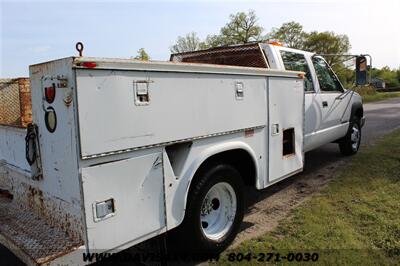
[0,43,364,265]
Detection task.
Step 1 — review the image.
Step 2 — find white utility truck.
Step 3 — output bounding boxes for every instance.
[0,42,364,265]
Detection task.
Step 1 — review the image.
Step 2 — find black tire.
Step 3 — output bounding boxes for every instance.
[168,163,245,255]
[339,117,361,156]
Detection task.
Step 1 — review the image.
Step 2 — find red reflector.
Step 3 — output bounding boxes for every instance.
[45,84,56,103]
[82,62,97,68]
[245,129,254,137]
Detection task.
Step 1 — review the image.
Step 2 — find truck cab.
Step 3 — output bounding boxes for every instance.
[263,43,365,153]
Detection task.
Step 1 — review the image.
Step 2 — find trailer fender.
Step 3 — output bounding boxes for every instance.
[165,140,259,230]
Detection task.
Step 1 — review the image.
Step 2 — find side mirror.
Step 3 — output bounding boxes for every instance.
[355,56,368,86]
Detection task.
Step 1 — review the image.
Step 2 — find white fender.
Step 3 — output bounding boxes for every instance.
[165,140,259,230]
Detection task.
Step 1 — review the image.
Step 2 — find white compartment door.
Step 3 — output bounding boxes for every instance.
[268,77,304,182]
[82,151,166,251]
[75,69,267,158]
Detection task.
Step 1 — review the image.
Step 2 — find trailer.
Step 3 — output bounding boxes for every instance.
[0,56,304,265]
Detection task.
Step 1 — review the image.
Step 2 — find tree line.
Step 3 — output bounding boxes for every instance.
[134,10,399,88]
[170,11,350,67]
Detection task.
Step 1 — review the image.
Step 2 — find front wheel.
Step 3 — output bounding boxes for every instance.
[169,163,245,255]
[339,118,361,155]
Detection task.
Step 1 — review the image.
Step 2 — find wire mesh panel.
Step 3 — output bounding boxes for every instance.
[0,78,32,127]
[170,43,269,68]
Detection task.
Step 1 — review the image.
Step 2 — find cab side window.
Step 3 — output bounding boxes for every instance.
[280,51,314,92]
[312,57,343,92]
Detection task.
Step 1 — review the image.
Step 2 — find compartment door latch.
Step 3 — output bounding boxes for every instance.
[235,82,244,100]
[271,123,280,136]
[133,80,152,105]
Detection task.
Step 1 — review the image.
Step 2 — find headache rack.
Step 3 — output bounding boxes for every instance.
[170,42,269,68]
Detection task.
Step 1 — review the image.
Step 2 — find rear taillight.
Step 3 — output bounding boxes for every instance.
[45,84,56,103]
[81,62,97,68]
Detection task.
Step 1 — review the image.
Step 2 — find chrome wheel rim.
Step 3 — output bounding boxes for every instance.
[200,182,237,241]
[351,124,360,151]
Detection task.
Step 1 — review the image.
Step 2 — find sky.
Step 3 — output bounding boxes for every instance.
[1,0,399,77]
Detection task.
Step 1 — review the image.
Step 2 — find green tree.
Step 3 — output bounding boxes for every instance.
[303,31,351,66]
[171,10,264,50]
[266,22,353,85]
[372,66,400,88]
[333,64,355,88]
[397,68,400,83]
[267,21,307,49]
[170,32,207,53]
[134,48,150,60]
[219,10,263,45]
[202,34,226,49]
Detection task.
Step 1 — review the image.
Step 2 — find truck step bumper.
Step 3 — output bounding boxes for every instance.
[0,196,83,266]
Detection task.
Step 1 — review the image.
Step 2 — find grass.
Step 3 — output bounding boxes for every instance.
[352,85,400,103]
[362,92,400,103]
[218,130,400,265]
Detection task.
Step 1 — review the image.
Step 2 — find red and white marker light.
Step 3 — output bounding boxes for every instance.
[45,83,56,103]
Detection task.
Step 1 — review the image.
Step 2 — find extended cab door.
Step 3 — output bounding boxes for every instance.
[311,56,349,131]
[265,44,351,151]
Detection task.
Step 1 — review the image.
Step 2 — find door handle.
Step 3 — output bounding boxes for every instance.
[322,101,328,108]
